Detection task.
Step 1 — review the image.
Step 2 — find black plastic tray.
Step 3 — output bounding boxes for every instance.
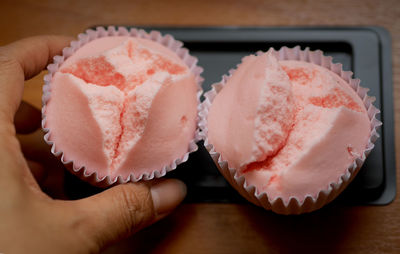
[66,26,396,205]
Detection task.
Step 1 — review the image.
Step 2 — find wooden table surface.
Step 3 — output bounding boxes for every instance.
[1,0,399,253]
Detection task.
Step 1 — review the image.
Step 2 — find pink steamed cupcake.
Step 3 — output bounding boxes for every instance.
[200,47,380,214]
[43,27,203,186]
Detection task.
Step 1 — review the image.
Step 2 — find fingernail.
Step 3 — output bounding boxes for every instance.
[151,179,187,215]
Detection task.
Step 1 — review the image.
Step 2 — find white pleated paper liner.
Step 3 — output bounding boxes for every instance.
[199,46,381,214]
[42,26,204,187]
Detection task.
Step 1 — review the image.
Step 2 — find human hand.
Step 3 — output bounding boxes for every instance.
[0,36,187,253]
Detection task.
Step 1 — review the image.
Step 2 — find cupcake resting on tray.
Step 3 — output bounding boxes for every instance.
[200,47,381,214]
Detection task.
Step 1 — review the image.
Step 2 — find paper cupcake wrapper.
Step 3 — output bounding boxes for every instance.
[42,26,204,187]
[199,46,381,214]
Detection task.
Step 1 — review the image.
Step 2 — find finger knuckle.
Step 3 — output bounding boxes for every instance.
[0,50,19,70]
[115,185,154,232]
[0,53,11,65]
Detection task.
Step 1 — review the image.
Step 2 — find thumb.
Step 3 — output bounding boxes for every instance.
[74,179,186,249]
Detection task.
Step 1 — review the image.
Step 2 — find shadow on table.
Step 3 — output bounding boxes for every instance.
[102,202,359,254]
[236,203,358,253]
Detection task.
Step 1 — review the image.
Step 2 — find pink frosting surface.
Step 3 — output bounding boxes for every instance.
[45,36,198,179]
[207,53,370,202]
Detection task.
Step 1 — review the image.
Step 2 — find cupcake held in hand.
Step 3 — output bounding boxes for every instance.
[42,27,203,186]
[200,47,380,214]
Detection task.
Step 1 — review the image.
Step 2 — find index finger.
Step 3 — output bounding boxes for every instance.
[0,35,72,125]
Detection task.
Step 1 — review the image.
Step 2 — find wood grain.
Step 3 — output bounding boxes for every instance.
[0,0,399,253]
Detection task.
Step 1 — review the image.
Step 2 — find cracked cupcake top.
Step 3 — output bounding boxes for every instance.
[45,36,198,179]
[207,52,370,202]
